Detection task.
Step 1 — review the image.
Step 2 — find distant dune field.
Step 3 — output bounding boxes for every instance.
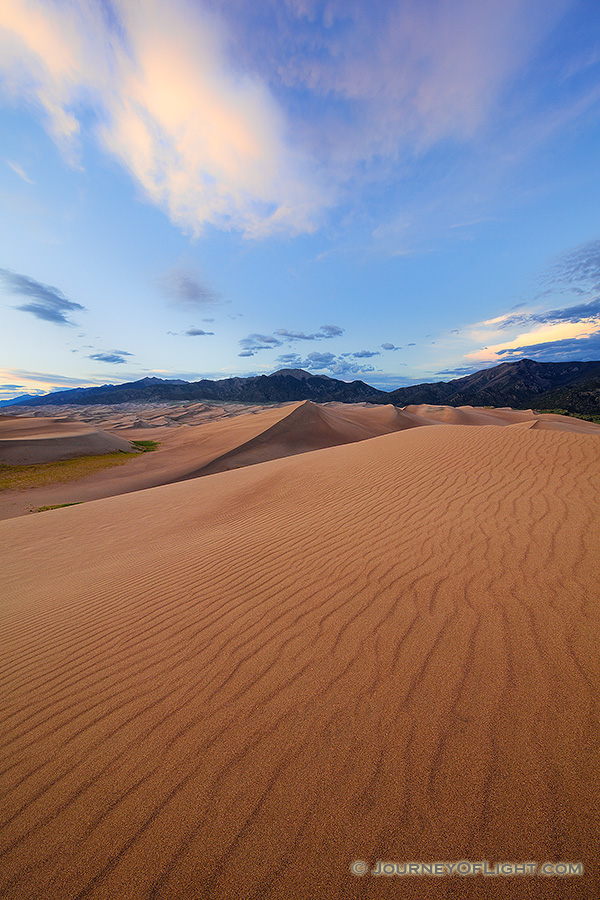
[1,400,598,520]
[0,415,133,465]
[1,408,599,899]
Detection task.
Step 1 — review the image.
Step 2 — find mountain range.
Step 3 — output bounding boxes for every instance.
[2,359,600,414]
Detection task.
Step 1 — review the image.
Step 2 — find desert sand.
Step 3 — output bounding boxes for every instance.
[0,415,133,465]
[1,400,598,520]
[0,405,599,899]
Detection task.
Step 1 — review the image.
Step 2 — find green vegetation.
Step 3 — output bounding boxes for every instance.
[131,440,160,452]
[0,452,133,492]
[33,502,83,513]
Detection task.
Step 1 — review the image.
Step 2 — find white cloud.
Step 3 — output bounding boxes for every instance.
[216,0,572,162]
[0,0,328,236]
[0,0,584,243]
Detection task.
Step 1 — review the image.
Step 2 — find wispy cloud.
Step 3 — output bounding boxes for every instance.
[543,238,600,294]
[239,323,344,356]
[89,350,133,364]
[0,0,326,237]
[0,268,85,324]
[0,367,97,396]
[157,266,223,308]
[184,327,214,336]
[219,0,573,163]
[238,333,283,355]
[435,364,492,377]
[5,159,34,183]
[381,342,401,351]
[1,0,585,242]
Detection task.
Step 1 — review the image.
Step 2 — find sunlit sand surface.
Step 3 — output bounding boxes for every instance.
[1,400,598,519]
[1,405,599,898]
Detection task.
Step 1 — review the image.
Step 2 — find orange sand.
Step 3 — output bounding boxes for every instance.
[2,401,597,520]
[0,415,599,899]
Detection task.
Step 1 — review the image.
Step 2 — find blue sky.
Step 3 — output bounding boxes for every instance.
[1,0,600,400]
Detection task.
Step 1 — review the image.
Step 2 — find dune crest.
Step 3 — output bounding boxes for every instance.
[1,423,599,898]
[1,401,598,520]
[0,416,133,465]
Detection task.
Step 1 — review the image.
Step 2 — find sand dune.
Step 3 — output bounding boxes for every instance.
[404,403,600,431]
[0,401,427,519]
[404,403,538,425]
[2,401,597,521]
[1,422,599,899]
[0,415,133,464]
[178,400,426,477]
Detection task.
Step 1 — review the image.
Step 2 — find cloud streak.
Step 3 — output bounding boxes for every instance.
[5,159,34,183]
[496,333,600,361]
[346,349,380,359]
[492,297,600,331]
[157,266,223,308]
[0,268,85,324]
[0,0,581,241]
[239,323,344,356]
[89,350,133,364]
[184,327,214,336]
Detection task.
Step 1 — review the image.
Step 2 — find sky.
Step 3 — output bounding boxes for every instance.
[1,0,600,400]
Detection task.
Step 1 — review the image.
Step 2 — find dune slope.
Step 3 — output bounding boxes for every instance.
[0,423,599,899]
[0,416,132,464]
[0,401,426,519]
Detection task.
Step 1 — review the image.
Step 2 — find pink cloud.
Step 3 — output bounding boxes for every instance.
[0,0,329,236]
[0,0,577,236]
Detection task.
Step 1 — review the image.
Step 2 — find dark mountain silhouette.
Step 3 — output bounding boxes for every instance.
[0,393,42,408]
[4,360,600,414]
[11,370,382,406]
[387,359,600,414]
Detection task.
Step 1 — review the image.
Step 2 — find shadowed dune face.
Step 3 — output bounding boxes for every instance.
[185,401,425,477]
[0,402,433,519]
[0,416,133,464]
[1,402,598,521]
[0,423,599,899]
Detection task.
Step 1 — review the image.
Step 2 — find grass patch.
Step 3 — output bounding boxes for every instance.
[0,452,135,492]
[33,502,83,513]
[131,440,160,452]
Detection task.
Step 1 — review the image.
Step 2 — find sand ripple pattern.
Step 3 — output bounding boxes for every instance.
[0,423,599,899]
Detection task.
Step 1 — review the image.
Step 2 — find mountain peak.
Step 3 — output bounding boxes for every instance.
[134,376,188,386]
[268,368,320,380]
